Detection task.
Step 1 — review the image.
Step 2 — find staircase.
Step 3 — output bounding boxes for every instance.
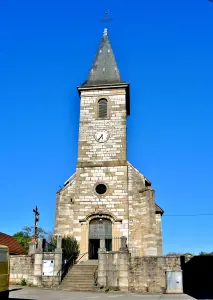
[59,260,98,291]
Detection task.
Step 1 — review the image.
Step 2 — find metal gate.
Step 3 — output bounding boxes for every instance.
[166,271,183,293]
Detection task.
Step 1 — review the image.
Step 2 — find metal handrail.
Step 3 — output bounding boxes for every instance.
[76,252,88,264]
[93,264,99,286]
[55,252,88,282]
[53,251,92,287]
[56,254,75,280]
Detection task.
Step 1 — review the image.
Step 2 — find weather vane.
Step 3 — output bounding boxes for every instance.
[100,10,113,23]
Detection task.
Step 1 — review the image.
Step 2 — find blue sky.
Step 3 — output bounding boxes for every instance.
[0,0,213,255]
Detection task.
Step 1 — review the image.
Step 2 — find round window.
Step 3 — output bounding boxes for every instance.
[95,184,107,195]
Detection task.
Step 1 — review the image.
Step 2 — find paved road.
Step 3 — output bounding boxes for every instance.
[9,286,195,300]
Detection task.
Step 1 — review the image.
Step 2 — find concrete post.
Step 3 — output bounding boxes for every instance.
[32,238,44,286]
[120,236,128,252]
[33,252,43,286]
[28,241,36,255]
[100,239,106,251]
[56,236,62,250]
[118,251,129,292]
[54,250,63,286]
[37,238,44,252]
[53,236,63,286]
[97,248,107,287]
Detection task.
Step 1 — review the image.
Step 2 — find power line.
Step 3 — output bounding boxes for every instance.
[164,213,213,217]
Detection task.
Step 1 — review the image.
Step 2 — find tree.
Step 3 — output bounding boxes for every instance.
[166,252,182,256]
[166,252,193,256]
[13,227,80,259]
[13,226,48,252]
[62,236,80,261]
[199,251,213,256]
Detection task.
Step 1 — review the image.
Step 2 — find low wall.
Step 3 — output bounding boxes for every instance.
[98,251,129,292]
[97,252,191,293]
[129,256,182,293]
[10,255,34,285]
[9,251,62,287]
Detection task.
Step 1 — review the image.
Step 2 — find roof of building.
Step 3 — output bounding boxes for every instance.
[78,28,130,115]
[0,232,26,255]
[81,28,125,87]
[155,204,164,215]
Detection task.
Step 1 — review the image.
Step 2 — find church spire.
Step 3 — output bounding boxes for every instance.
[81,28,124,86]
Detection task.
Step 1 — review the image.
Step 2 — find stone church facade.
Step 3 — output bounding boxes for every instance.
[54,28,164,259]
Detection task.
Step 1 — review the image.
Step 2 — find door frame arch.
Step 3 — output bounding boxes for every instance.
[88,216,112,259]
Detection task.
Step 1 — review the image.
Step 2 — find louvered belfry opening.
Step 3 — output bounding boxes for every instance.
[98,98,107,118]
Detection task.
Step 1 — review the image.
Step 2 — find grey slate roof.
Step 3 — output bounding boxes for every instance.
[81,29,125,86]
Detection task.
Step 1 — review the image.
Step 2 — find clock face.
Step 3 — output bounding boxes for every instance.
[94,131,110,143]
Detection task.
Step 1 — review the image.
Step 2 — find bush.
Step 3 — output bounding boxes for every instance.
[199,251,213,256]
[62,236,80,261]
[20,278,27,286]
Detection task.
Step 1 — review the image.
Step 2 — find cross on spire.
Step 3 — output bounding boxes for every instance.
[100,10,113,24]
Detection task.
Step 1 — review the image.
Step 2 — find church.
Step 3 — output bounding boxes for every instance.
[54,28,164,260]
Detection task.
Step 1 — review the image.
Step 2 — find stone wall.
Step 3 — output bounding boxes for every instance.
[10,255,34,284]
[155,214,163,255]
[97,252,186,293]
[128,163,160,256]
[9,239,62,287]
[54,85,163,258]
[54,173,76,236]
[77,88,127,164]
[129,256,182,293]
[54,87,130,258]
[98,250,129,292]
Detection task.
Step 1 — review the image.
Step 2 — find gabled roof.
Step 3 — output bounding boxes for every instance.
[81,28,125,87]
[155,204,164,215]
[0,232,26,255]
[78,28,130,115]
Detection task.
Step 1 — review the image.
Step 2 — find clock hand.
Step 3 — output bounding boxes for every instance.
[98,134,103,141]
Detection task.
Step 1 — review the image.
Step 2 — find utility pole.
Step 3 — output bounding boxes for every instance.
[32,206,39,242]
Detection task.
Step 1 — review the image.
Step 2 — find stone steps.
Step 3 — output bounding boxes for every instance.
[78,260,98,265]
[62,282,95,287]
[60,260,98,291]
[62,287,95,291]
[63,277,95,281]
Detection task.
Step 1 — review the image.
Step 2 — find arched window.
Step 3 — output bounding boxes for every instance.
[98,98,108,118]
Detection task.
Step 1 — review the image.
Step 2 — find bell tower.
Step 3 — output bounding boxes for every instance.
[77,28,130,167]
[54,28,163,259]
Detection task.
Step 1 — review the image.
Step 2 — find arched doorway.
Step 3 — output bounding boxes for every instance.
[89,218,112,259]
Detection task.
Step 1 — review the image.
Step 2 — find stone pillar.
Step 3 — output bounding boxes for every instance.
[146,189,158,256]
[56,236,62,249]
[33,238,44,286]
[118,251,129,292]
[55,237,62,275]
[100,239,106,251]
[97,248,107,287]
[28,241,36,255]
[33,252,43,286]
[156,214,163,256]
[37,238,44,252]
[54,250,63,285]
[79,224,88,261]
[120,236,128,251]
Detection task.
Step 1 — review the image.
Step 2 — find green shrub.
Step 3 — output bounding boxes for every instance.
[62,236,80,261]
[20,278,27,286]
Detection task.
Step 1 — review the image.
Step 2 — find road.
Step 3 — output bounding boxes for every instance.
[9,286,195,300]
